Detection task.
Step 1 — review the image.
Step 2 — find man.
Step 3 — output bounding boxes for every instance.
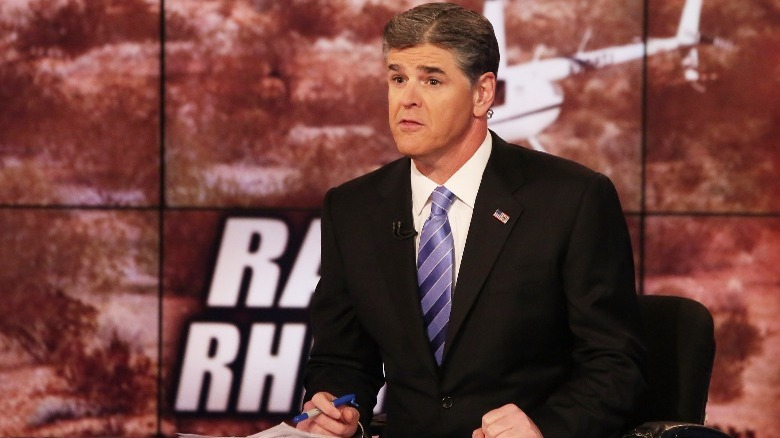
[297,3,646,437]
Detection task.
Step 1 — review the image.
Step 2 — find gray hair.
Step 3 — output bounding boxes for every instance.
[382,2,500,85]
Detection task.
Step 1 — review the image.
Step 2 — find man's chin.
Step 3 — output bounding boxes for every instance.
[395,143,422,159]
[392,129,427,151]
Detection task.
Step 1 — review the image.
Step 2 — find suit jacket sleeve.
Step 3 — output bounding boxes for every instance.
[529,172,647,437]
[302,188,385,425]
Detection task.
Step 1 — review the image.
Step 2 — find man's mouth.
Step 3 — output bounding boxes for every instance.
[398,119,423,131]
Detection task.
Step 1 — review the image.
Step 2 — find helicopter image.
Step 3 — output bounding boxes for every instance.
[484,0,713,150]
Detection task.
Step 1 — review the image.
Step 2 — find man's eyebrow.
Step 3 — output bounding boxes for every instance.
[386,63,447,76]
[419,65,446,75]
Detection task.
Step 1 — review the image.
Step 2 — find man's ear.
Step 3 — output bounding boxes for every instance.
[473,72,496,118]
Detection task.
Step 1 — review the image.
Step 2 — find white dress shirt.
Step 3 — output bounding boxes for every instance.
[410,133,492,287]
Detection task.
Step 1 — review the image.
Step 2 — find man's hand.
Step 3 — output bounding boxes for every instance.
[472,404,543,438]
[294,392,360,437]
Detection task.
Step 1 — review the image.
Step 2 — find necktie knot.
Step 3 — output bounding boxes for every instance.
[430,186,456,216]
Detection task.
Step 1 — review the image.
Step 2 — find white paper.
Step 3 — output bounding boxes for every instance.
[178,422,333,438]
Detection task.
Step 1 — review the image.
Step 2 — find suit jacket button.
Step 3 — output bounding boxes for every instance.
[441,396,453,409]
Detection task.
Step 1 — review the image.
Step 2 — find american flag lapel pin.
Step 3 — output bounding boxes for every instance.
[492,209,510,224]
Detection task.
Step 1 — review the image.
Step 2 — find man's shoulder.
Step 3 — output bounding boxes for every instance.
[324,156,410,204]
[491,134,602,183]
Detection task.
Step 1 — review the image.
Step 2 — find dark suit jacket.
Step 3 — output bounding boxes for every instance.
[303,132,646,437]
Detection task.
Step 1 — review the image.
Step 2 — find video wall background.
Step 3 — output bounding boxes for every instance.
[1,0,778,436]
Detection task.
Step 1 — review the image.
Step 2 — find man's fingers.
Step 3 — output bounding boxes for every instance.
[480,404,543,438]
[481,403,523,426]
[295,392,359,437]
[341,406,359,424]
[311,392,342,419]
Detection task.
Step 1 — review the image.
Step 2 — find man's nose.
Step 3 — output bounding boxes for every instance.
[400,82,421,108]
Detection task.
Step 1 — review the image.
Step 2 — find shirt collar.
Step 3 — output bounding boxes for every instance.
[411,132,492,215]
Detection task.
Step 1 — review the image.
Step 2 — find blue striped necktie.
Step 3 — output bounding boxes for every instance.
[417,185,456,365]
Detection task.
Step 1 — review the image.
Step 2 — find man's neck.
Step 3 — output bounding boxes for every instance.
[413,123,488,185]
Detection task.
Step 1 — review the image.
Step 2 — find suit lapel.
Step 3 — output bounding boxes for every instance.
[370,159,436,367]
[444,136,526,358]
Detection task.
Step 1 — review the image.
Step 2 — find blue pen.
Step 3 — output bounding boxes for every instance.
[292,394,357,424]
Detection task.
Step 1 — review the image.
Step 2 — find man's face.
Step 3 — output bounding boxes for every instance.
[386,44,478,163]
